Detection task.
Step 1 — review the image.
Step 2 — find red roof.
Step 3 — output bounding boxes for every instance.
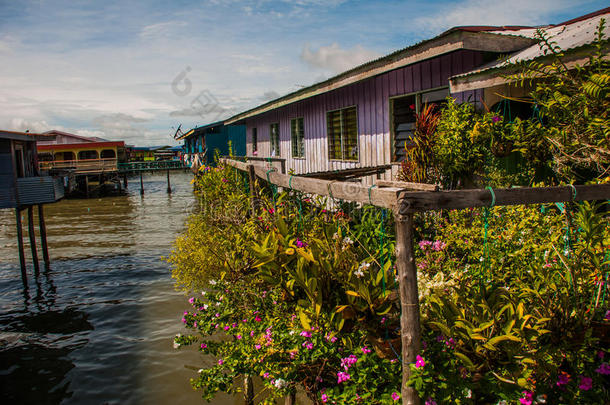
[37,141,125,151]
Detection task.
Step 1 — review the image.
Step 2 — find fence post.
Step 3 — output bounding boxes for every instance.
[247,164,259,214]
[394,203,421,405]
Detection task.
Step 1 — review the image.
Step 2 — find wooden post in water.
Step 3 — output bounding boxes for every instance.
[37,204,50,270]
[15,208,27,285]
[84,175,89,198]
[27,205,40,277]
[166,169,171,194]
[394,206,421,405]
[140,171,144,195]
[123,173,128,188]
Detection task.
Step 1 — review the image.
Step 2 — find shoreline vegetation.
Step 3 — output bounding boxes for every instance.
[168,23,609,404]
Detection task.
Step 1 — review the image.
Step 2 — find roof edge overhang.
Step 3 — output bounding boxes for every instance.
[450,43,610,93]
[0,130,55,142]
[225,30,537,124]
[176,120,224,141]
[37,141,126,151]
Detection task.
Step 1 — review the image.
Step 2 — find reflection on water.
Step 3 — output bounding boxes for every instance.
[0,172,240,405]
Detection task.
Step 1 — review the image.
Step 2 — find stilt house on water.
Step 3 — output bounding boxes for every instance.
[224,8,609,183]
[177,121,246,168]
[0,130,65,283]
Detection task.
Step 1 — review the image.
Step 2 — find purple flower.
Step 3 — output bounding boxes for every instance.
[415,355,425,368]
[300,330,312,338]
[361,346,372,354]
[218,359,224,365]
[321,393,328,403]
[263,372,270,379]
[221,178,228,183]
[223,325,230,331]
[391,392,400,401]
[596,362,610,375]
[337,371,351,383]
[492,115,501,123]
[301,341,313,350]
[556,372,570,386]
[200,343,207,349]
[579,376,593,391]
[425,399,436,405]
[340,355,358,370]
[295,238,308,248]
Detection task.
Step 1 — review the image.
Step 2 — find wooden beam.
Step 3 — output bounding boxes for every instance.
[395,212,421,405]
[397,184,610,213]
[27,205,40,276]
[15,208,27,285]
[377,180,439,191]
[38,204,50,270]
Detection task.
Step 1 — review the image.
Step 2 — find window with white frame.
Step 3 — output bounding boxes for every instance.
[327,106,358,161]
[290,117,305,158]
[270,123,280,157]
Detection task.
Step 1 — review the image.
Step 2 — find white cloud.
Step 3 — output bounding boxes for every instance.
[413,0,573,35]
[300,43,380,74]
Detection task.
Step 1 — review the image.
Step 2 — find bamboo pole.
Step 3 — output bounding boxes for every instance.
[15,207,27,285]
[37,204,50,270]
[27,205,40,277]
[394,208,421,405]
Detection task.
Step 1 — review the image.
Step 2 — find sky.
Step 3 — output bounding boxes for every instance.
[0,0,607,146]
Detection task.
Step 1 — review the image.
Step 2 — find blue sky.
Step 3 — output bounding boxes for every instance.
[0,0,607,145]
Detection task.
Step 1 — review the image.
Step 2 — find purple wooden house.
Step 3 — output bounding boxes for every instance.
[226,26,537,182]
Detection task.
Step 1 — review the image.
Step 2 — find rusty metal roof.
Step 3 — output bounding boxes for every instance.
[451,8,610,84]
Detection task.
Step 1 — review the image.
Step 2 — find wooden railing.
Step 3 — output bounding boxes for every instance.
[118,160,187,172]
[40,158,118,173]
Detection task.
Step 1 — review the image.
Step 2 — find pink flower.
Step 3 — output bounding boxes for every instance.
[255,344,261,350]
[432,240,446,251]
[300,331,312,338]
[337,371,351,383]
[425,398,436,405]
[361,346,372,354]
[200,343,207,349]
[236,335,242,340]
[242,319,248,323]
[250,331,255,337]
[188,297,194,304]
[415,355,425,368]
[321,393,328,403]
[519,390,533,405]
[597,351,605,359]
[263,372,270,379]
[223,325,230,331]
[579,376,593,391]
[232,323,237,328]
[301,341,313,350]
[295,238,308,248]
[218,359,224,365]
[391,392,400,401]
[340,355,358,370]
[596,362,610,375]
[255,315,262,322]
[491,115,501,123]
[215,313,220,318]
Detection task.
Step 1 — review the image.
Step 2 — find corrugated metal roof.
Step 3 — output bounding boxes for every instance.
[453,9,609,80]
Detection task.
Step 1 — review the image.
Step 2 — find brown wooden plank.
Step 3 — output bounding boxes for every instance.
[397,184,610,213]
[377,180,439,191]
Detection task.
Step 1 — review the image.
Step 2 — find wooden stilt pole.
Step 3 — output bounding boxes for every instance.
[167,169,171,194]
[37,204,50,270]
[394,207,421,405]
[15,208,27,285]
[123,173,128,188]
[284,392,296,405]
[27,205,40,277]
[140,171,144,195]
[85,175,89,198]
[243,374,254,405]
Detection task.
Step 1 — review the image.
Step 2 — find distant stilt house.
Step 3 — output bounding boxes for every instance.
[0,130,65,283]
[177,121,246,167]
[225,8,608,182]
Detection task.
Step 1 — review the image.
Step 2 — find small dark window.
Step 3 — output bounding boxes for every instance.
[270,123,280,157]
[252,127,258,154]
[291,117,305,158]
[101,149,116,158]
[78,150,98,160]
[327,106,358,161]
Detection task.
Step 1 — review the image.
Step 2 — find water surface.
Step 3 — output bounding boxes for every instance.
[0,172,238,404]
